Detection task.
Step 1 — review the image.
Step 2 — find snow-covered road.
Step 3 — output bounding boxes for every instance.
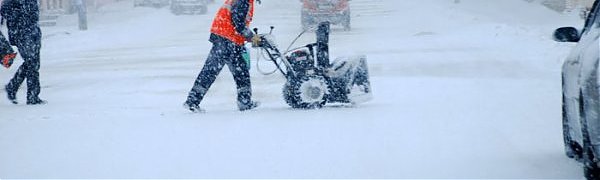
[0,0,587,178]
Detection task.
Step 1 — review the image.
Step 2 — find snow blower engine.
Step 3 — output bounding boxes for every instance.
[253,22,372,109]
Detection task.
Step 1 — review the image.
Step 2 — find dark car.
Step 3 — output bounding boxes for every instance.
[171,0,208,15]
[554,0,600,179]
[301,0,351,31]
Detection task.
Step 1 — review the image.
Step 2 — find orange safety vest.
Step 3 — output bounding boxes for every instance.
[211,0,255,46]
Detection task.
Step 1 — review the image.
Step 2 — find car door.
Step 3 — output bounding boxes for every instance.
[563,0,600,146]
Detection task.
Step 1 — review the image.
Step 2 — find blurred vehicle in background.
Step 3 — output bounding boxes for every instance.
[301,0,351,31]
[170,0,209,15]
[134,0,170,7]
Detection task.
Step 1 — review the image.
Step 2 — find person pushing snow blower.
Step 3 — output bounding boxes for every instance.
[184,0,262,112]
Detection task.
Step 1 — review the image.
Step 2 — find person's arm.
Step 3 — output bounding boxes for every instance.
[231,0,253,40]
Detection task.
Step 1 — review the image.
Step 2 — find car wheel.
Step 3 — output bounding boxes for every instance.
[583,126,600,179]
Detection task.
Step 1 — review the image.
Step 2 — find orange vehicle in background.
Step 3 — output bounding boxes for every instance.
[301,0,351,31]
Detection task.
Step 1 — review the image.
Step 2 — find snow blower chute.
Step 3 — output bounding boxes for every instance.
[253,22,372,109]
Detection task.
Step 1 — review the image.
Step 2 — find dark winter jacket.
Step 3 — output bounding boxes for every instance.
[0,0,41,45]
[210,0,253,44]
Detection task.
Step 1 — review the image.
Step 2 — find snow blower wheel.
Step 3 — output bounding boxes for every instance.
[284,76,328,109]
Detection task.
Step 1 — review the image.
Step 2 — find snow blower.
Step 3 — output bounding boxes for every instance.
[253,22,372,109]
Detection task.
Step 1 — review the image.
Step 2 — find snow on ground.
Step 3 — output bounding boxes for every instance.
[0,0,588,178]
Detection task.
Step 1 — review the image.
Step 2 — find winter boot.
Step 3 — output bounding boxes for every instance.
[184,101,205,113]
[26,98,46,105]
[5,84,17,104]
[239,101,260,111]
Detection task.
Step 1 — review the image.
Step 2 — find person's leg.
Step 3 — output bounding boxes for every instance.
[5,62,25,104]
[185,43,228,108]
[22,37,43,104]
[225,46,256,111]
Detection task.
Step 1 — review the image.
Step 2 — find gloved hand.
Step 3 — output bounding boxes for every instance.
[251,34,262,47]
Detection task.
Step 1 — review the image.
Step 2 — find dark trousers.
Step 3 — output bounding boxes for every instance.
[186,40,252,106]
[6,35,42,101]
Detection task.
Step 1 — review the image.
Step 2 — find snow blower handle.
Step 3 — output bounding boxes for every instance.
[251,28,264,48]
[254,26,274,34]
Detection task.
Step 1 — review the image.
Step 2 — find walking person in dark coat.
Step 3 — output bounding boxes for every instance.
[184,0,261,112]
[2,0,45,105]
